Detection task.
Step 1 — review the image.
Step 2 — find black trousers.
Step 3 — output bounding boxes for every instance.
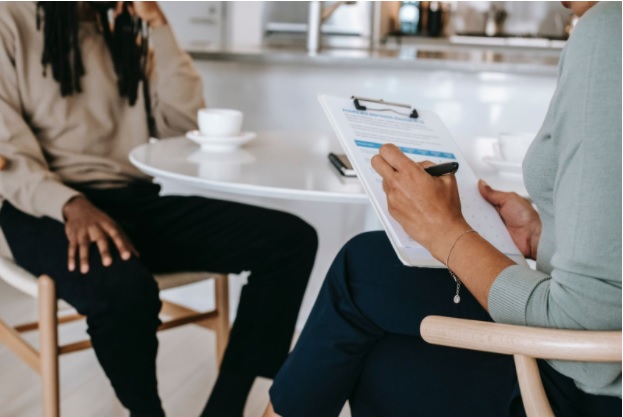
[0,181,318,417]
[270,232,621,417]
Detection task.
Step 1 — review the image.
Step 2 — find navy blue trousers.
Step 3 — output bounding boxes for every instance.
[270,231,621,417]
[0,181,318,417]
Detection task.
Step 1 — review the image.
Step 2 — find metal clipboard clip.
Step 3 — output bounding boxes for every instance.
[351,96,419,119]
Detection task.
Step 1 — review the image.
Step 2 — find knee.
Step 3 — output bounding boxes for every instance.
[272,212,319,256]
[327,231,392,286]
[295,216,319,255]
[84,258,161,323]
[341,231,389,261]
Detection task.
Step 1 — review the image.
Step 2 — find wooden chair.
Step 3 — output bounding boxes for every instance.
[0,154,230,415]
[0,251,230,417]
[420,316,622,417]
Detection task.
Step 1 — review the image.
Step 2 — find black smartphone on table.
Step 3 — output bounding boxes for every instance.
[328,153,356,177]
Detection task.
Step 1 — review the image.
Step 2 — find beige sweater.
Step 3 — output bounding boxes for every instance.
[0,2,204,240]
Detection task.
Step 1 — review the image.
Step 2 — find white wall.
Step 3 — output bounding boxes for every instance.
[196,60,556,143]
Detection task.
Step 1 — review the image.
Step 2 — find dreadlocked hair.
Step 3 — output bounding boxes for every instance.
[36,2,84,96]
[36,2,156,135]
[37,2,149,106]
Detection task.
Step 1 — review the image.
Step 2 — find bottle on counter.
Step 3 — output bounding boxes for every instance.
[484,4,507,37]
[427,1,444,37]
[399,1,420,35]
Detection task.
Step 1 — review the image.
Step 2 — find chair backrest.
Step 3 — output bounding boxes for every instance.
[0,256,39,298]
[421,316,622,362]
[420,316,622,417]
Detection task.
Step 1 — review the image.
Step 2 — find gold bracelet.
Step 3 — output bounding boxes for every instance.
[445,229,477,304]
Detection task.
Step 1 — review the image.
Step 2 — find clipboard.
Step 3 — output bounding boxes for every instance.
[319,94,525,268]
[351,96,419,119]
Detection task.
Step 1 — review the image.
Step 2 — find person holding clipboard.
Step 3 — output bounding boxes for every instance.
[264,2,621,417]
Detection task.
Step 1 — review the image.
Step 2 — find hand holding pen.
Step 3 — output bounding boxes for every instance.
[371,144,470,260]
[424,162,459,177]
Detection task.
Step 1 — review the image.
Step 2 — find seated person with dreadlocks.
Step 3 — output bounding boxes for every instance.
[0,2,317,417]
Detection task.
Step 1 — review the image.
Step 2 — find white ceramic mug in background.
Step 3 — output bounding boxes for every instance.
[198,108,243,137]
[494,132,535,163]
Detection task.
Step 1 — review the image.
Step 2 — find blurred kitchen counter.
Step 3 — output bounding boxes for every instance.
[186,42,560,76]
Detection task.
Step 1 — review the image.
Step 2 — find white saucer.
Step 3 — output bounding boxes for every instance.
[483,156,523,177]
[186,130,256,152]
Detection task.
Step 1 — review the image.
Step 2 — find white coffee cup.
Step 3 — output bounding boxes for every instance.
[198,108,243,137]
[495,132,535,163]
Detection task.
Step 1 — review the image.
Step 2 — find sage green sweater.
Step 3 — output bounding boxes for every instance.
[488,2,622,398]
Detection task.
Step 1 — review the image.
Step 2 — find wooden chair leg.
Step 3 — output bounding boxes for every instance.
[0,319,40,372]
[514,354,555,417]
[39,275,60,417]
[213,274,230,366]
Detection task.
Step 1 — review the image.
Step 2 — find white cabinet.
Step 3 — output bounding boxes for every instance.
[158,1,226,48]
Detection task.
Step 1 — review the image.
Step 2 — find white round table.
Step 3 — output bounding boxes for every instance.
[129,131,527,202]
[129,131,368,204]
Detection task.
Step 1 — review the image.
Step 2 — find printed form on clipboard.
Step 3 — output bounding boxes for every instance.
[319,94,525,268]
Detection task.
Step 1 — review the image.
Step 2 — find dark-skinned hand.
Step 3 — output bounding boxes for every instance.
[62,196,138,274]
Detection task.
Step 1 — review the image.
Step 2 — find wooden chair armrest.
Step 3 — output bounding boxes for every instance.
[421,316,621,362]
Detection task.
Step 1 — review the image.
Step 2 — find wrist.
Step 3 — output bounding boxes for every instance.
[62,195,88,221]
[527,217,542,260]
[427,219,473,262]
[142,7,167,28]
[147,14,167,28]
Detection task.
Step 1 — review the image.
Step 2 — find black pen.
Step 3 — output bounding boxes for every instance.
[424,162,459,177]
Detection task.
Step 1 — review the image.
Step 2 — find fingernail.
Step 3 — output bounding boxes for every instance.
[479,179,488,187]
[122,252,130,260]
[81,266,88,274]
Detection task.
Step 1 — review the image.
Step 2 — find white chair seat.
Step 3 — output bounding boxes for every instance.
[0,256,39,298]
[0,255,218,304]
